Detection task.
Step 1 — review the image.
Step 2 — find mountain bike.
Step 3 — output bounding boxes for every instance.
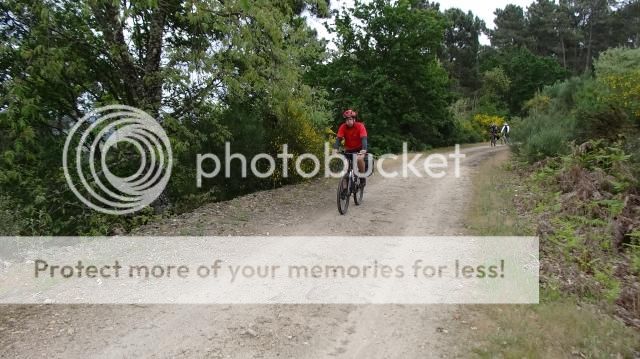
[336,152,364,215]
[501,133,510,145]
[490,132,498,147]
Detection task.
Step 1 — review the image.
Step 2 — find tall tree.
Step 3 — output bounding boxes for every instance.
[480,47,569,115]
[310,0,454,151]
[0,0,332,234]
[442,8,486,95]
[554,0,583,71]
[490,4,531,49]
[574,0,618,72]
[527,0,560,58]
[616,0,640,47]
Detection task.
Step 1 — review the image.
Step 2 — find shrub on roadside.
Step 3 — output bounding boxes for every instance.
[527,140,639,325]
[514,48,640,163]
[0,196,25,235]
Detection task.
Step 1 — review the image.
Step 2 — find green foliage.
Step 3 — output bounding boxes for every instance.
[0,196,26,235]
[591,47,640,130]
[441,8,485,95]
[480,47,569,116]
[594,268,621,303]
[446,66,511,142]
[489,0,639,75]
[489,4,530,49]
[549,217,581,252]
[512,109,576,162]
[308,0,454,153]
[474,67,511,117]
[571,140,632,173]
[515,47,640,162]
[2,0,637,237]
[481,67,511,97]
[448,98,482,143]
[0,0,331,234]
[595,47,640,77]
[524,139,639,308]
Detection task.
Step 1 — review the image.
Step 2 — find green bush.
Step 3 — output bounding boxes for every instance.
[512,109,575,162]
[515,48,640,162]
[512,77,592,161]
[0,196,25,235]
[573,78,633,142]
[594,47,640,77]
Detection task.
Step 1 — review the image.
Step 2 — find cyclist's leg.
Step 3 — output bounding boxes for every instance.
[356,155,365,173]
[340,152,351,191]
[352,152,367,186]
[357,154,366,186]
[344,150,362,186]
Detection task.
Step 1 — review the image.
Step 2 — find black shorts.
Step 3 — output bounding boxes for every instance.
[344,148,363,154]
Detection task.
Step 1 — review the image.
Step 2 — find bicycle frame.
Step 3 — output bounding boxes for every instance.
[336,151,364,214]
[342,152,359,192]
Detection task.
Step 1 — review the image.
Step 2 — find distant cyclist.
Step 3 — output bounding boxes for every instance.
[332,109,368,186]
[489,123,499,146]
[501,122,510,144]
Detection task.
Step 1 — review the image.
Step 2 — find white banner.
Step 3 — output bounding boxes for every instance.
[0,236,538,304]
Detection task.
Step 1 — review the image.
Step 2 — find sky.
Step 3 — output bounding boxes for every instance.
[306,0,535,46]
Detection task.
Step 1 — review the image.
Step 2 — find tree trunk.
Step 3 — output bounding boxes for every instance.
[90,1,168,115]
[561,37,567,69]
[585,19,593,73]
[142,1,168,117]
[90,0,171,211]
[90,1,143,106]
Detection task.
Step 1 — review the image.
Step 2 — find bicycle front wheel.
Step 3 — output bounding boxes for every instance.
[353,178,364,205]
[337,174,350,215]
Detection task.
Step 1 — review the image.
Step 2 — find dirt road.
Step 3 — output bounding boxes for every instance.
[1,144,508,358]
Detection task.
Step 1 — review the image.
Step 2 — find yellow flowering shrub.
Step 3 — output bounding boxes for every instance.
[268,97,326,186]
[473,113,506,128]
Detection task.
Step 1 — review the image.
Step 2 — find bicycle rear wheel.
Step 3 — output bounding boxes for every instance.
[337,173,350,215]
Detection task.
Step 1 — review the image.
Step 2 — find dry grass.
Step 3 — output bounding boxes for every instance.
[472,302,639,358]
[465,150,531,236]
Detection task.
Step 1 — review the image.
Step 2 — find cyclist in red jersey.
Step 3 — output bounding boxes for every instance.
[333,109,368,186]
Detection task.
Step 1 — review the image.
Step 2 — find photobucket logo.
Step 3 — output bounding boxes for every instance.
[63,105,173,215]
[196,143,465,186]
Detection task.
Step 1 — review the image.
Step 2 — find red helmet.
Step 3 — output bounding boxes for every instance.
[342,109,357,119]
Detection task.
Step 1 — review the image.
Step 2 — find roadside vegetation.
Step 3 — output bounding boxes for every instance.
[513,47,640,328]
[465,150,640,357]
[465,46,640,355]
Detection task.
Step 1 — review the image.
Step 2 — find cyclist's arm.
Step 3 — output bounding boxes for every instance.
[359,123,368,152]
[334,124,346,150]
